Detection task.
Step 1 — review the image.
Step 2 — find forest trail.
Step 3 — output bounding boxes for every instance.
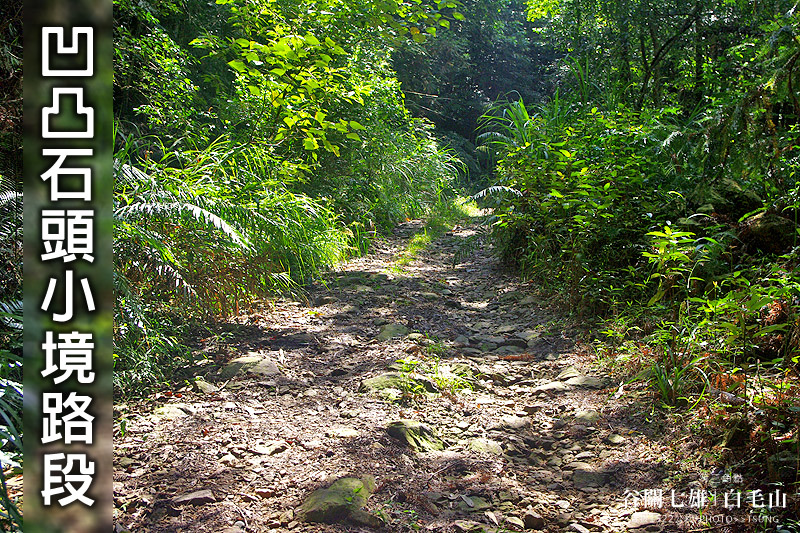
[114,217,690,533]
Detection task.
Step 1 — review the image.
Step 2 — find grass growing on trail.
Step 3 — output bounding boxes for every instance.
[393,196,481,269]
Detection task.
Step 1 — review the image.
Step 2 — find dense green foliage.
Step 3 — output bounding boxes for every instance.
[112,0,463,394]
[0,1,22,530]
[483,0,800,344]
[1,0,797,519]
[393,0,553,179]
[475,0,800,493]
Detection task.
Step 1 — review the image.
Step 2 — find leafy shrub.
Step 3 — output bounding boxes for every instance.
[479,99,679,315]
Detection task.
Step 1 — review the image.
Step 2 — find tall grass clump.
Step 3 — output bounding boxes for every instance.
[113,135,354,395]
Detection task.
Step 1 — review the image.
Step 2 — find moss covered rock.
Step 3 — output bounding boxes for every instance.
[387,419,445,452]
[298,476,382,527]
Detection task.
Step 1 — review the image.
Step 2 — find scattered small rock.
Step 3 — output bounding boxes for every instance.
[251,440,289,455]
[523,510,545,529]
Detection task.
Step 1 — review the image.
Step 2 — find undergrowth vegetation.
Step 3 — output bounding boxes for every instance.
[5,0,800,524]
[112,0,464,397]
[477,0,800,500]
[0,1,22,528]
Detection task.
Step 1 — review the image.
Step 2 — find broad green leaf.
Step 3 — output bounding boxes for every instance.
[228,60,247,73]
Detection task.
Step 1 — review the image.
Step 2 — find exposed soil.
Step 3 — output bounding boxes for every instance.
[113,219,765,533]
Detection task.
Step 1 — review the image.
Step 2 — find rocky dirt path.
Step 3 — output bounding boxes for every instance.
[114,218,697,533]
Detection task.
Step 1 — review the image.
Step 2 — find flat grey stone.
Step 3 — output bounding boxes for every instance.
[153,404,190,420]
[457,495,491,511]
[468,438,503,455]
[565,376,604,389]
[556,366,581,380]
[517,330,540,341]
[499,415,530,430]
[377,323,409,341]
[192,378,218,394]
[220,355,281,380]
[574,410,601,424]
[572,465,610,488]
[504,516,525,530]
[532,381,570,393]
[494,345,524,355]
[626,511,662,530]
[768,450,800,483]
[499,338,528,349]
[567,524,591,533]
[173,489,216,505]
